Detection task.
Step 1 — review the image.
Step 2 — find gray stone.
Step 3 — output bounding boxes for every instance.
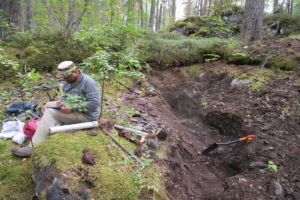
[249,161,268,169]
[268,179,284,199]
[230,78,251,88]
[264,21,281,37]
[294,192,300,200]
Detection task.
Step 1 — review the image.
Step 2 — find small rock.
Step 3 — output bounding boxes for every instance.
[134,148,143,157]
[249,162,268,169]
[130,117,139,122]
[144,91,157,97]
[269,179,284,198]
[230,78,251,88]
[86,131,98,136]
[284,185,293,195]
[217,147,225,154]
[268,152,277,159]
[82,149,96,167]
[239,178,247,183]
[279,115,286,120]
[261,126,270,131]
[294,192,300,200]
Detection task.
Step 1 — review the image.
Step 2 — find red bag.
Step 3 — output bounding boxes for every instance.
[23,119,41,140]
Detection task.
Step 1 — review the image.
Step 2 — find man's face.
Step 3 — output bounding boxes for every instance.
[63,70,79,84]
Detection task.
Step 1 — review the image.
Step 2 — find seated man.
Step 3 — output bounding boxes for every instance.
[11,61,101,157]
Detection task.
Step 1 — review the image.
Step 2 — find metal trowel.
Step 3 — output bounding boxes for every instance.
[202,135,255,155]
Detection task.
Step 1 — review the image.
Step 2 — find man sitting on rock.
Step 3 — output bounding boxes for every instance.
[11,61,101,157]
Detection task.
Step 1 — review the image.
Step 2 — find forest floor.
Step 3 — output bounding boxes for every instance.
[137,39,300,200]
[1,39,300,199]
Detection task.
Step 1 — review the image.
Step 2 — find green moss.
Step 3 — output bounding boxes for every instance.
[183,16,200,22]
[173,21,188,28]
[192,27,211,37]
[183,16,203,26]
[29,128,165,199]
[237,73,250,80]
[226,52,262,65]
[252,68,277,78]
[230,24,242,33]
[264,13,300,37]
[0,74,168,199]
[186,65,203,77]
[266,55,299,71]
[214,4,244,17]
[280,35,300,40]
[0,139,35,199]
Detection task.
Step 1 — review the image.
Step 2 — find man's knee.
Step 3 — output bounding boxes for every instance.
[42,102,57,114]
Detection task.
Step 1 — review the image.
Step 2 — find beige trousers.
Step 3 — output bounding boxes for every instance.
[31,102,90,146]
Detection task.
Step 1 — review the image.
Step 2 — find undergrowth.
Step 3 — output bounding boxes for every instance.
[0,44,166,199]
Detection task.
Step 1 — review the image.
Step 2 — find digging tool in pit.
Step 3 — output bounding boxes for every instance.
[202,135,255,155]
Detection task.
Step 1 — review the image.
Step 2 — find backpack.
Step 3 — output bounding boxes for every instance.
[6,101,39,120]
[23,119,41,140]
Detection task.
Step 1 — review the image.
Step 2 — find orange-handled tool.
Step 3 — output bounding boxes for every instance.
[202,135,255,155]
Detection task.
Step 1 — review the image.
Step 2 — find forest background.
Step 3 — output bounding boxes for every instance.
[1,0,300,199]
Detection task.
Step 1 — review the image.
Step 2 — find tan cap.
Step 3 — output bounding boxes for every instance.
[56,61,76,78]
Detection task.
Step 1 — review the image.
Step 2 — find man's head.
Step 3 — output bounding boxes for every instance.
[56,61,80,84]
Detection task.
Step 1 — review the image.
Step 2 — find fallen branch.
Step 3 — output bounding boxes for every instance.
[261,55,273,69]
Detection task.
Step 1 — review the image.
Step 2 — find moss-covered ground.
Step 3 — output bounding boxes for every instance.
[0,76,168,199]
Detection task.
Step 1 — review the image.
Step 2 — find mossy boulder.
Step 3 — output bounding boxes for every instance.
[169,4,244,38]
[265,55,300,71]
[207,4,244,38]
[191,27,211,38]
[213,4,244,17]
[5,34,95,74]
[182,16,205,26]
[170,21,202,36]
[226,52,262,65]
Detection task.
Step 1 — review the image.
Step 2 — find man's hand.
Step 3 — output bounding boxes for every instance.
[60,105,72,114]
[56,101,64,107]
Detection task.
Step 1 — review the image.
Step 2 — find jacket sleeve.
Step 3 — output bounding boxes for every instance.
[82,81,101,112]
[69,81,101,112]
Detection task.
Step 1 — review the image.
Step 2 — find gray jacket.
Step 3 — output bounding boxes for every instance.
[60,71,101,121]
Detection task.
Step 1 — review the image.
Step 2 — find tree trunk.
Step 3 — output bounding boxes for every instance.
[240,0,264,42]
[156,3,162,30]
[68,0,76,30]
[149,0,156,30]
[184,0,192,17]
[200,0,203,15]
[26,0,34,32]
[287,0,293,14]
[207,0,211,15]
[162,0,167,27]
[155,0,160,31]
[0,0,24,40]
[139,0,144,28]
[273,0,279,12]
[203,0,208,15]
[172,0,176,22]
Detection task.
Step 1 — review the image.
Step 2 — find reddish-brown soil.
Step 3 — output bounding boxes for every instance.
[2,39,300,200]
[138,39,300,199]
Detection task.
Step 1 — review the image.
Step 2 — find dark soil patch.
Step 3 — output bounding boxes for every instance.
[144,58,300,199]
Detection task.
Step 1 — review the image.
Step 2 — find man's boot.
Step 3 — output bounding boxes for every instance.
[11,146,32,157]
